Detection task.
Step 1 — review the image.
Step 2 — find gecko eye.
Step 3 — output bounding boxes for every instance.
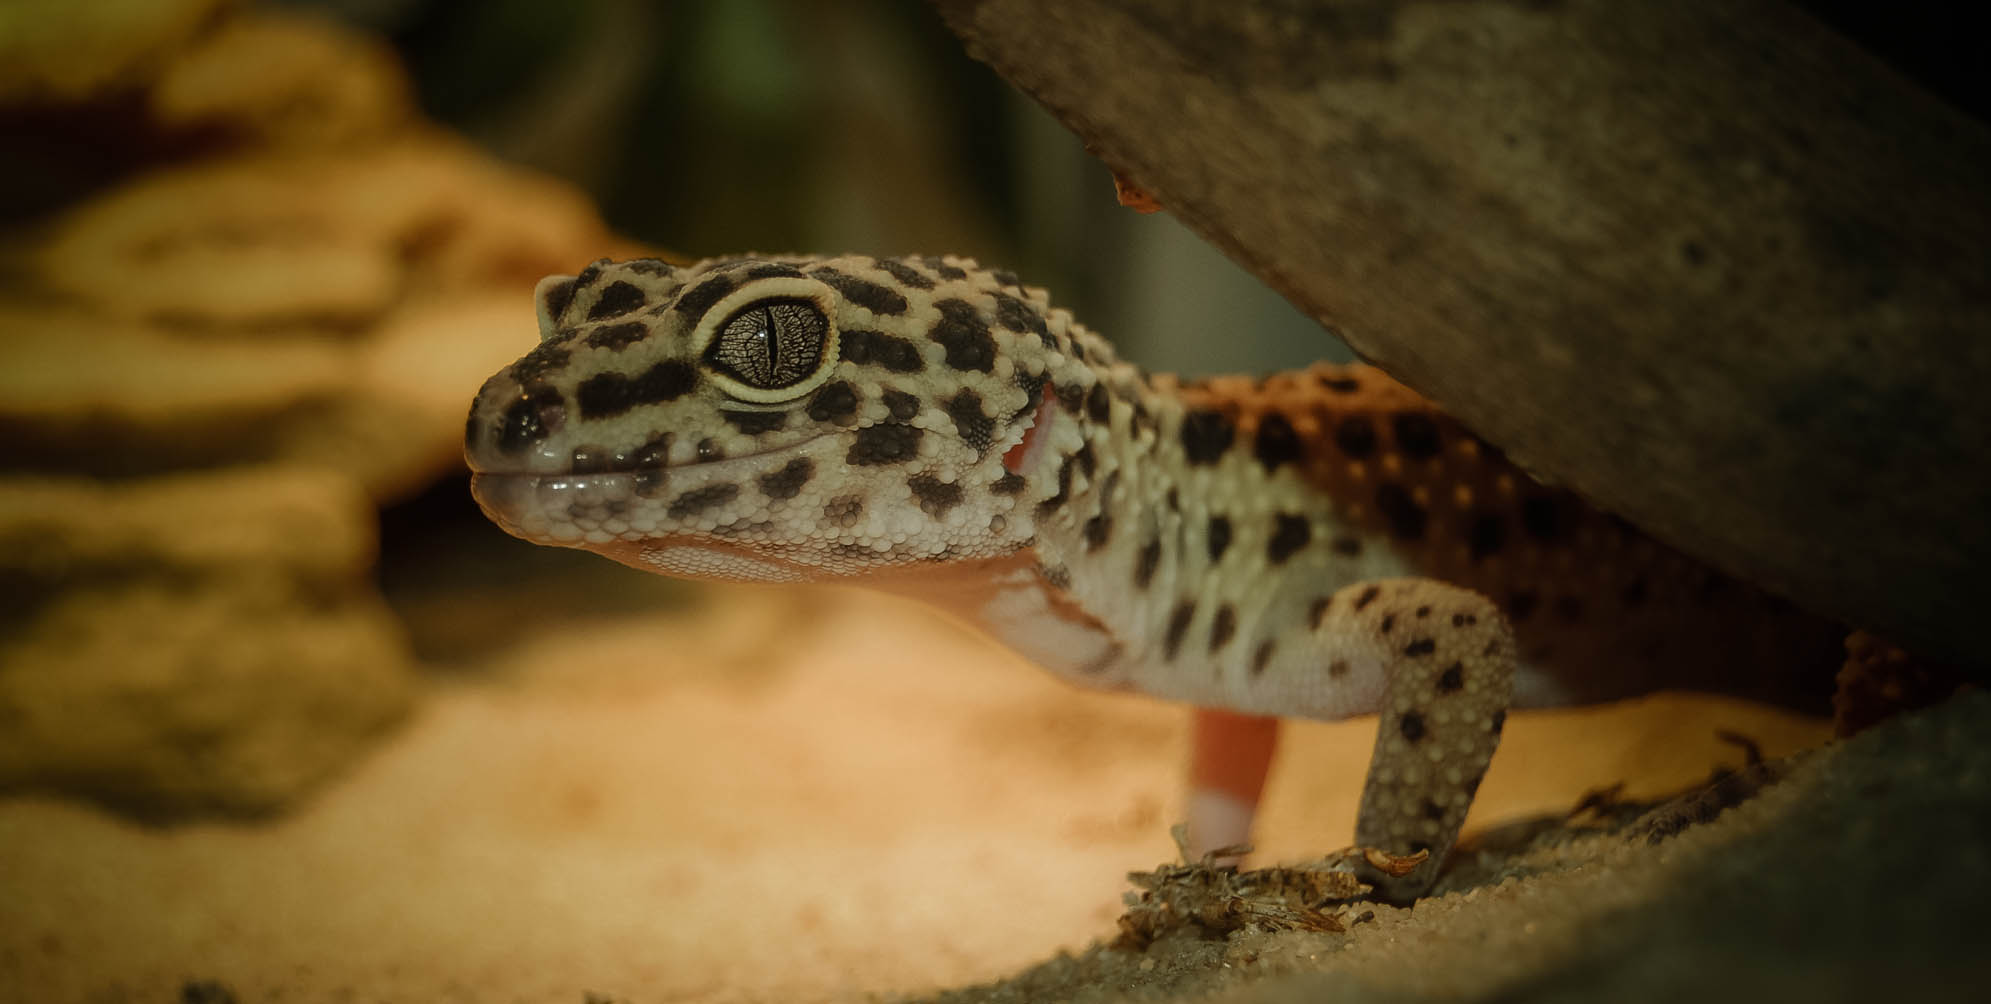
[704,298,830,391]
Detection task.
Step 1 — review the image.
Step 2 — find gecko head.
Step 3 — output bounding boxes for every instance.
[464,253,1093,583]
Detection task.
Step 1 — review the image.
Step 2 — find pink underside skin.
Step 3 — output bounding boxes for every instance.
[1186,709,1279,859]
[1003,388,1059,475]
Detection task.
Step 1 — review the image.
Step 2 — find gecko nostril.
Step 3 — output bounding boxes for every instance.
[496,383,567,455]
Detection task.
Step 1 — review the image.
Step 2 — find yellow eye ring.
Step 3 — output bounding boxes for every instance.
[689,277,841,403]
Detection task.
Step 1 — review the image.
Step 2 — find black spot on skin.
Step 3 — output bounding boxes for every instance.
[573,259,607,289]
[1522,495,1565,542]
[908,474,963,517]
[806,381,859,423]
[1085,383,1112,424]
[1267,513,1311,564]
[1083,512,1112,550]
[1391,412,1442,459]
[1375,483,1428,540]
[1036,455,1076,515]
[943,389,994,451]
[1321,374,1360,393]
[1331,536,1362,557]
[1164,600,1195,661]
[1380,614,1396,634]
[1134,538,1162,588]
[1506,590,1539,621]
[1334,416,1377,458]
[510,344,570,385]
[575,361,698,418]
[1328,659,1350,678]
[1400,712,1427,743]
[882,388,922,421]
[1056,381,1086,414]
[758,458,815,500]
[1451,613,1477,627]
[587,280,646,320]
[667,483,740,520]
[1209,605,1236,653]
[1165,488,1180,512]
[1555,595,1585,621]
[1251,640,1276,675]
[1354,585,1381,611]
[871,257,934,289]
[570,444,612,474]
[991,471,1026,495]
[920,256,967,280]
[993,293,1055,349]
[1437,662,1464,692]
[1468,512,1506,560]
[1308,596,1331,629]
[1622,578,1649,606]
[1179,409,1235,465]
[810,267,908,315]
[696,438,723,461]
[631,434,671,497]
[841,329,926,373]
[1073,441,1097,478]
[744,262,806,280]
[539,278,578,324]
[721,410,786,435]
[586,321,648,351]
[1491,709,1507,734]
[1416,605,1431,618]
[671,273,738,325]
[625,259,673,276]
[823,495,863,526]
[931,298,996,372]
[1253,412,1303,472]
[1422,799,1445,821]
[1040,563,1072,589]
[1207,516,1232,563]
[991,268,1022,287]
[847,423,922,465]
[1404,638,1436,657]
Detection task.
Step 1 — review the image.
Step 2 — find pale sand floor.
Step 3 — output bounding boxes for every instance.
[0,588,1835,1002]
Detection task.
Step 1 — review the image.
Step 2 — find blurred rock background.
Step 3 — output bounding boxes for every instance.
[0,0,1325,820]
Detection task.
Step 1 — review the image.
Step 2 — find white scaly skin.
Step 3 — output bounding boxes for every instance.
[465,253,1843,899]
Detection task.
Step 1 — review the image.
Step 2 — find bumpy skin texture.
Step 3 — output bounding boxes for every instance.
[465,254,1843,898]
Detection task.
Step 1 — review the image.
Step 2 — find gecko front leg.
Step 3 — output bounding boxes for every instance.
[1187,578,1516,899]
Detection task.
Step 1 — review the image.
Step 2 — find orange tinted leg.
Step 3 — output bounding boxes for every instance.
[1185,708,1279,862]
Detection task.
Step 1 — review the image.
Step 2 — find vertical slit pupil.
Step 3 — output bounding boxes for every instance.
[710,298,827,389]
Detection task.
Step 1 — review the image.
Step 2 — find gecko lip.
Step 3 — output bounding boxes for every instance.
[469,433,837,542]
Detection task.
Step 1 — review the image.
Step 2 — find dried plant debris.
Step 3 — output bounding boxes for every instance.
[1114,825,1420,948]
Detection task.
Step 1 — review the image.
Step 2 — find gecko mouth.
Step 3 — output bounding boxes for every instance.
[469,433,836,545]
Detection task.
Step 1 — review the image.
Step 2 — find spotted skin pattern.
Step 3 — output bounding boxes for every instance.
[465,254,1843,899]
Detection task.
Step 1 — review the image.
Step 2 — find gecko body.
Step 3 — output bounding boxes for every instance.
[464,254,1842,897]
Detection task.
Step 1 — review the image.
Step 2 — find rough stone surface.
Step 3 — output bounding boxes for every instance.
[0,467,414,817]
[0,3,634,817]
